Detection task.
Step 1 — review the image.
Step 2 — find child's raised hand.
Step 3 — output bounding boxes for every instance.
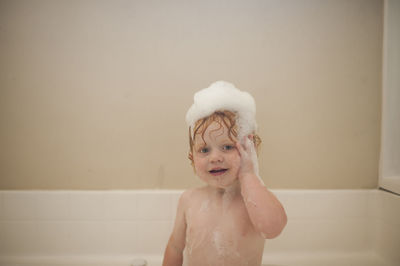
[236,135,260,179]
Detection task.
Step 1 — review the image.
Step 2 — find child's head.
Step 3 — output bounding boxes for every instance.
[186,81,261,166]
[188,110,261,166]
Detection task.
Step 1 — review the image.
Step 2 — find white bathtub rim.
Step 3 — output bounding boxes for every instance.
[0,251,393,266]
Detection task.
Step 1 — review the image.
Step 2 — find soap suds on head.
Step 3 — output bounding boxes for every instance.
[186,81,257,140]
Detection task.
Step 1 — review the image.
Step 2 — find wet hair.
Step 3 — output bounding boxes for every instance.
[188,110,261,165]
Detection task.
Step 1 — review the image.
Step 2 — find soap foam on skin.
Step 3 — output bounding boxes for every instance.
[186,81,257,140]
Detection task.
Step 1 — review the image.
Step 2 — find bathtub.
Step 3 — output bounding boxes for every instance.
[0,189,398,266]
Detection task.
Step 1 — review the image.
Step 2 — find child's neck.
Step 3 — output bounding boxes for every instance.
[210,180,241,198]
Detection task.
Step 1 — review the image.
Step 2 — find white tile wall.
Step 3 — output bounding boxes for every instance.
[68,192,107,221]
[374,190,400,265]
[103,193,139,221]
[2,191,71,221]
[0,189,398,265]
[264,218,370,253]
[0,190,182,256]
[280,190,369,219]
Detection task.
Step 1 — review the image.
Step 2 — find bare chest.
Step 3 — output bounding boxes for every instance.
[183,198,264,265]
[188,198,250,230]
[185,198,259,249]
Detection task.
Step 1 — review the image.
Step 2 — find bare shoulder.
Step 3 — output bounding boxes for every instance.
[179,186,209,208]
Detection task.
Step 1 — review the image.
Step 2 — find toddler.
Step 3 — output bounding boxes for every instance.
[162,81,287,266]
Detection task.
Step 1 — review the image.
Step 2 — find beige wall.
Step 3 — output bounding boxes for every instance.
[0,0,382,189]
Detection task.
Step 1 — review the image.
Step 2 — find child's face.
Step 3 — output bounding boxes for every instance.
[192,121,241,189]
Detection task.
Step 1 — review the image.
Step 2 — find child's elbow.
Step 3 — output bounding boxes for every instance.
[260,211,287,239]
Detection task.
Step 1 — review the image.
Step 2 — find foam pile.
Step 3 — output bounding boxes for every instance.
[185,81,257,139]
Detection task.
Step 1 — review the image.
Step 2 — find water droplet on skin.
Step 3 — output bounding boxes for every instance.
[246,197,257,207]
[199,199,210,212]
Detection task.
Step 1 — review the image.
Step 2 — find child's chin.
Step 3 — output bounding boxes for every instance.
[210,179,238,189]
[198,174,238,188]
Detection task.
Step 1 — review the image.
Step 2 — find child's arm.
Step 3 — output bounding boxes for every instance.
[162,192,188,266]
[236,137,287,239]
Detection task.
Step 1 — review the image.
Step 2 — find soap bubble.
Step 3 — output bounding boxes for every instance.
[186,81,257,140]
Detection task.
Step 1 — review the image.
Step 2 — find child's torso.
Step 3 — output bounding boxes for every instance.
[183,188,265,266]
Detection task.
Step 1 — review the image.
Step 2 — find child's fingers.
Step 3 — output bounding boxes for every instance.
[236,140,245,155]
[243,136,252,151]
[236,137,252,156]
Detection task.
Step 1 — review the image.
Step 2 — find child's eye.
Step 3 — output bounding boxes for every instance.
[199,147,209,153]
[222,145,235,151]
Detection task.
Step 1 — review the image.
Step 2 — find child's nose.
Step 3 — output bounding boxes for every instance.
[209,150,223,163]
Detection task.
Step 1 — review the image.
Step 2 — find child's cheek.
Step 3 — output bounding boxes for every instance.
[194,157,207,173]
[230,153,242,167]
[235,149,242,161]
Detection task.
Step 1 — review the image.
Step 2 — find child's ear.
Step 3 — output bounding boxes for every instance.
[188,152,196,173]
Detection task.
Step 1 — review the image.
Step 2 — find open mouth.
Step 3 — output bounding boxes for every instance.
[209,168,228,176]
